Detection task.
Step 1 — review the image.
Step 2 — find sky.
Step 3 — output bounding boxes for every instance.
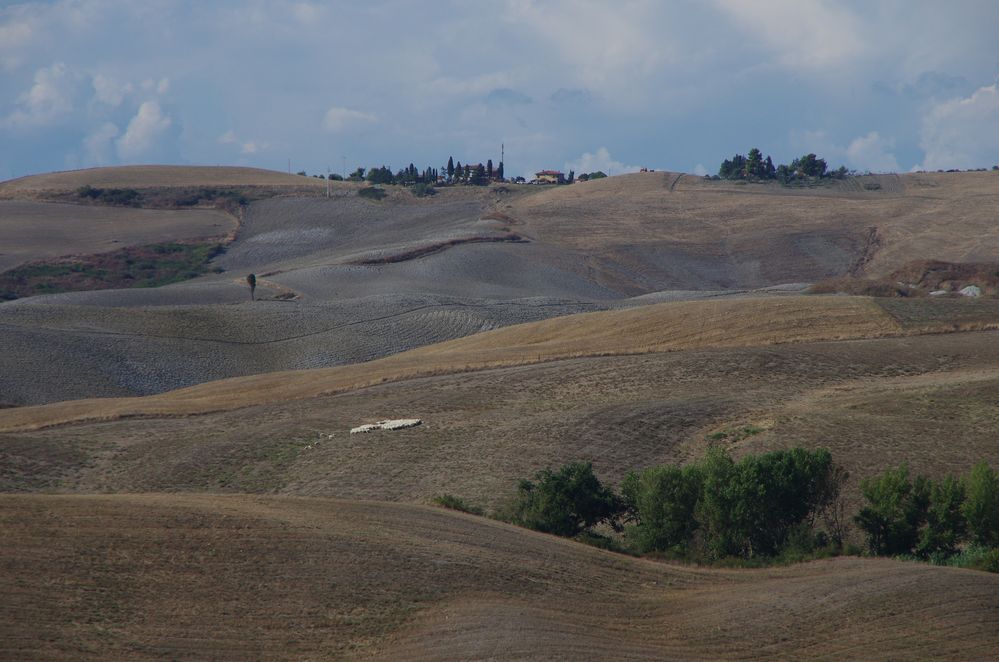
[2,0,999,181]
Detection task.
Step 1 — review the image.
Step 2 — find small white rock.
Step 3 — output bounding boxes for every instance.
[959,285,982,297]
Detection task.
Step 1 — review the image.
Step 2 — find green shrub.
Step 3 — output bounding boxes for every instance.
[358,186,386,200]
[963,461,999,547]
[507,461,621,537]
[621,464,702,554]
[696,447,838,559]
[855,465,930,556]
[916,475,966,558]
[411,182,436,197]
[432,494,483,516]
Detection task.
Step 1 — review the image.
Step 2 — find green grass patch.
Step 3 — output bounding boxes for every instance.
[432,493,484,516]
[0,241,225,299]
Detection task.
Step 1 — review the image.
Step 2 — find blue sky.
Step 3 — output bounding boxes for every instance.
[2,0,999,180]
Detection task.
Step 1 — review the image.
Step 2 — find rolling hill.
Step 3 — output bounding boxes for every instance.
[2,495,996,660]
[4,166,999,659]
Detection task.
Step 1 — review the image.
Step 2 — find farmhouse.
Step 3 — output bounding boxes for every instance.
[534,170,565,184]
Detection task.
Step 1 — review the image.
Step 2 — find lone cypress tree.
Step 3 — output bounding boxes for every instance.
[246,273,256,301]
[447,156,455,180]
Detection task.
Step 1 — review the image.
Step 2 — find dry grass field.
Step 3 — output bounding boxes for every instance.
[5,167,999,659]
[2,495,996,660]
[0,295,921,430]
[0,165,325,196]
[508,170,999,291]
[0,201,234,272]
[7,294,999,433]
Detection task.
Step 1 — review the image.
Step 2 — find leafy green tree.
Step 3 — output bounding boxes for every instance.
[567,170,575,184]
[794,153,827,177]
[855,465,930,555]
[509,462,622,537]
[917,475,966,558]
[621,464,702,553]
[366,165,394,185]
[246,273,256,301]
[963,461,999,546]
[695,447,743,557]
[694,447,838,558]
[348,167,365,182]
[745,148,763,178]
[764,155,776,179]
[718,154,747,179]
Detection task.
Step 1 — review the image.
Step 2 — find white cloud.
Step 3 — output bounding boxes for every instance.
[3,62,76,127]
[241,141,262,154]
[693,163,708,176]
[846,131,900,173]
[712,0,867,70]
[84,121,120,165]
[218,130,238,144]
[565,147,642,176]
[141,77,170,95]
[0,16,33,71]
[916,83,999,171]
[116,101,172,160]
[503,0,669,105]
[92,74,132,107]
[322,106,377,132]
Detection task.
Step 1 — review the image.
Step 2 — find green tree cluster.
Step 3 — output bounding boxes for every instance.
[505,448,845,561]
[718,149,848,183]
[506,462,621,537]
[623,447,843,559]
[855,461,999,561]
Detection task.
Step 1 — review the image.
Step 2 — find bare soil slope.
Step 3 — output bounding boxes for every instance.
[6,169,999,405]
[0,295,922,430]
[2,494,996,661]
[0,165,323,195]
[5,299,999,510]
[0,201,234,272]
[508,170,999,292]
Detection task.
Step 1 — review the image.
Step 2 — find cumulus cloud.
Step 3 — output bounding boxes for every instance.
[116,101,172,160]
[0,16,34,71]
[846,131,900,173]
[565,147,642,176]
[83,121,120,165]
[693,163,708,176]
[503,0,668,104]
[92,74,132,107]
[3,62,76,127]
[712,0,867,70]
[322,106,377,132]
[916,83,999,170]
